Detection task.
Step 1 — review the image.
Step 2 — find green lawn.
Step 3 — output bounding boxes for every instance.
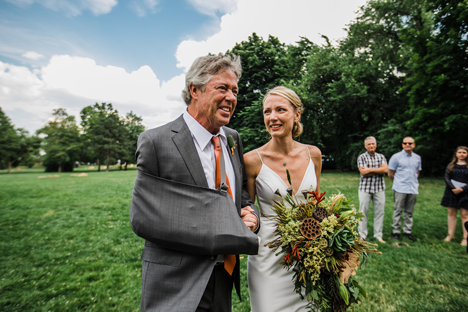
[1,172,467,311]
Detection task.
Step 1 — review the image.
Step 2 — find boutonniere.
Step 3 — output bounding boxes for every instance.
[227,135,237,156]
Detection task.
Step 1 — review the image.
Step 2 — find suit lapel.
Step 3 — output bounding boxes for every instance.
[171,116,209,188]
[223,129,242,208]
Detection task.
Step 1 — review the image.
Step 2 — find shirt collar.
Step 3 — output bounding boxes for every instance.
[401,149,412,157]
[183,110,227,150]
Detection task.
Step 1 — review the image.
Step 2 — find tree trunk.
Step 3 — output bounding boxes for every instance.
[7,162,12,174]
[97,157,101,172]
[124,162,128,171]
[106,150,110,172]
[58,164,62,173]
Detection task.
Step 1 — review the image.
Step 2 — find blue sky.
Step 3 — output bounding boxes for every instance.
[0,0,367,133]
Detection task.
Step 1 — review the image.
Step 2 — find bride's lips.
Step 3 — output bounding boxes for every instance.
[270,124,282,131]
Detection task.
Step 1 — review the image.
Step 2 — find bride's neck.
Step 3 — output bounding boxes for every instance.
[269,136,296,155]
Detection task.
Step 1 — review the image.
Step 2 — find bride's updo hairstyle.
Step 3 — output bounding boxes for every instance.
[263,86,304,138]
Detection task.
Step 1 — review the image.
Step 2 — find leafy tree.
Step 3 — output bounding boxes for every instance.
[38,108,81,172]
[226,33,316,151]
[403,0,468,174]
[120,111,145,170]
[80,103,128,172]
[0,108,41,173]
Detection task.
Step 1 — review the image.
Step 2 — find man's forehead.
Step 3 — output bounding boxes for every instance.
[365,139,376,144]
[403,137,414,142]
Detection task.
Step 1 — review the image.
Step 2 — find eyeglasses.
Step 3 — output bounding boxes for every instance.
[402,142,414,145]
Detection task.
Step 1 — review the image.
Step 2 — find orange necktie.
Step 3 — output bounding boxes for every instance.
[212,136,236,275]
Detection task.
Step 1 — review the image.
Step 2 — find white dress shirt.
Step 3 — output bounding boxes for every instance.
[183,110,236,203]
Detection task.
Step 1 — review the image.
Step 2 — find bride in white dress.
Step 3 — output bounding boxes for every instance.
[244,86,322,312]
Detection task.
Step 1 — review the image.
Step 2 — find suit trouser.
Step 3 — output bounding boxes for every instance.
[358,190,385,239]
[196,263,233,312]
[392,191,417,234]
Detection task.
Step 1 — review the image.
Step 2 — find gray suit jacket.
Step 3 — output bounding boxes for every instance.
[130,115,260,312]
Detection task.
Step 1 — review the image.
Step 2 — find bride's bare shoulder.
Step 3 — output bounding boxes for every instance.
[305,144,321,157]
[244,149,262,168]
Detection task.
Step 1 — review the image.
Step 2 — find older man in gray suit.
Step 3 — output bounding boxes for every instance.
[130,54,260,312]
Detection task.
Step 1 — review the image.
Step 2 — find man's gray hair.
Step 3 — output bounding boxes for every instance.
[364,136,377,144]
[181,54,242,105]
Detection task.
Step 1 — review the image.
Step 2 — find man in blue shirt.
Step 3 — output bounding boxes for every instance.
[388,137,422,241]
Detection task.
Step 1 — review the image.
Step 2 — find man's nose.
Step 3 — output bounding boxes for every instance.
[225,89,236,101]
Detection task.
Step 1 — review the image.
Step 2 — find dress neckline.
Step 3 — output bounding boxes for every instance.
[259,160,313,196]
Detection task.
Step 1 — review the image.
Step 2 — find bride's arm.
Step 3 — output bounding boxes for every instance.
[244,150,262,203]
[308,145,322,194]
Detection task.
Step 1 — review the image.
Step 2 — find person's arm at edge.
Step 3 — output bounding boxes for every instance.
[387,155,397,182]
[244,151,260,203]
[236,133,260,233]
[388,169,395,181]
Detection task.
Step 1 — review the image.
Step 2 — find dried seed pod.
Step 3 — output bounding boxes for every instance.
[300,217,321,240]
[301,190,309,199]
[313,206,329,222]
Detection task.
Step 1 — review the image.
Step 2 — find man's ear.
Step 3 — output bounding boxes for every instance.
[189,84,198,100]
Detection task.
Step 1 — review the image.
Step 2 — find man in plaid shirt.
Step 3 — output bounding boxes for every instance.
[357,136,388,244]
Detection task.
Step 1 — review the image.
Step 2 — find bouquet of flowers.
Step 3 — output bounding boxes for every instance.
[266,170,380,312]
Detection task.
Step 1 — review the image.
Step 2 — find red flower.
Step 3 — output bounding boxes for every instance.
[308,191,326,204]
[292,245,301,260]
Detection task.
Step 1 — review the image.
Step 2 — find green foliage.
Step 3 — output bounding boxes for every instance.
[226,34,315,152]
[120,111,146,169]
[0,108,41,173]
[80,103,129,172]
[38,108,81,173]
[328,228,355,252]
[403,0,468,175]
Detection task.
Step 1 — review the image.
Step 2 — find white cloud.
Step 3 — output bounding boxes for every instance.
[0,56,186,133]
[22,51,44,60]
[176,0,367,71]
[6,0,118,17]
[130,0,159,17]
[186,0,239,16]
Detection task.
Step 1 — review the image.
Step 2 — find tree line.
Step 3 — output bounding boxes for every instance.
[227,0,467,175]
[0,104,145,173]
[1,0,466,175]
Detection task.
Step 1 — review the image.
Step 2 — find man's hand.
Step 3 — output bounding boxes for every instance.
[453,187,464,195]
[241,206,258,232]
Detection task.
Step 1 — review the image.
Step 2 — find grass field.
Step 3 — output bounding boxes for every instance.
[1,171,467,311]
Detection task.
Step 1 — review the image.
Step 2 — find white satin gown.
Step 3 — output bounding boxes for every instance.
[248,148,317,312]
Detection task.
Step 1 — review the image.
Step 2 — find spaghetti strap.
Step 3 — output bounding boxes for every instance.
[255,150,264,164]
[306,145,311,158]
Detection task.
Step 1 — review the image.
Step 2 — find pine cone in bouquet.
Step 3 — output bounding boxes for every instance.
[300,217,321,239]
[313,206,329,222]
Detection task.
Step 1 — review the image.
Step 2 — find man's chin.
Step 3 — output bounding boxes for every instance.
[215,115,232,126]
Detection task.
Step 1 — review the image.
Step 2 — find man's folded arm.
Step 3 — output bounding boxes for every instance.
[130,132,259,256]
